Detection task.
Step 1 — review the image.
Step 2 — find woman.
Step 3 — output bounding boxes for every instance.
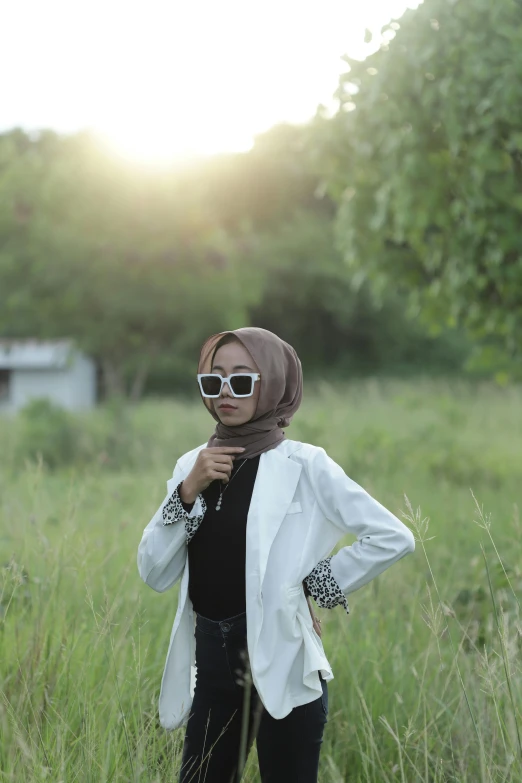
[137,327,415,783]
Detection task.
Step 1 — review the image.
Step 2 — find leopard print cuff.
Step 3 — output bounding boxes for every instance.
[162,482,206,544]
[303,556,350,614]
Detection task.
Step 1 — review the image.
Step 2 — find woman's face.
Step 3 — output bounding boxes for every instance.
[211,339,261,426]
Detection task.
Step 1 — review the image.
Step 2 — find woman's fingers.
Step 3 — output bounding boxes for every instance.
[210,454,235,465]
[190,447,245,492]
[210,470,231,483]
[207,447,246,455]
[215,463,233,481]
[209,459,233,476]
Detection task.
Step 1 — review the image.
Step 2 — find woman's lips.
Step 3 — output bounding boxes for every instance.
[218,403,237,410]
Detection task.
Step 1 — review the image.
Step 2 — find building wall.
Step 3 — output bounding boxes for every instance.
[3,353,96,413]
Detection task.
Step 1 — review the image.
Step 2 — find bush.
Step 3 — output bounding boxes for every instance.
[8,397,161,472]
[15,398,79,469]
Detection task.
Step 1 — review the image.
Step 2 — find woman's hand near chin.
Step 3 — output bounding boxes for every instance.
[180,446,246,503]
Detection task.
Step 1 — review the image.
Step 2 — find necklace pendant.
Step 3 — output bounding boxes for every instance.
[214,460,247,512]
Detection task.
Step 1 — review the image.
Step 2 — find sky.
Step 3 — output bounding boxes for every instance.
[1,0,421,162]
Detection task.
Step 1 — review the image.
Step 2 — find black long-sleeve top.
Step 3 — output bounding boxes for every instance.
[182,456,260,620]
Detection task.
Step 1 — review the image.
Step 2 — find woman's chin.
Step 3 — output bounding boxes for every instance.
[217,410,248,426]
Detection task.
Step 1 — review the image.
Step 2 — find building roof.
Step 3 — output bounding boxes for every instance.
[0,339,77,370]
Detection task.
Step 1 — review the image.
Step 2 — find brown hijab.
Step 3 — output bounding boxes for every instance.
[197,327,303,459]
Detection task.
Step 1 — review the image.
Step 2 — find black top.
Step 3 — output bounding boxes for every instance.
[183,455,260,621]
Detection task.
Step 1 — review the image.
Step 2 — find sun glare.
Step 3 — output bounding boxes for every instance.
[98,126,207,166]
[2,0,421,164]
[97,119,256,166]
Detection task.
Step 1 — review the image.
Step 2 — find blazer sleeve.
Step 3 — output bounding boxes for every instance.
[137,460,206,593]
[307,447,415,598]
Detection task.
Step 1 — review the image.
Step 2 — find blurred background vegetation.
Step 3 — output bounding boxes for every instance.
[0,121,472,401]
[5,0,522,403]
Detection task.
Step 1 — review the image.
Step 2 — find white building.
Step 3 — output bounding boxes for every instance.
[0,339,97,414]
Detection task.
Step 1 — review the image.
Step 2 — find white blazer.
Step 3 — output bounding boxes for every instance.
[137,439,415,730]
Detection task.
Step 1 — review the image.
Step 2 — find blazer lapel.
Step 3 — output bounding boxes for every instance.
[247,444,302,587]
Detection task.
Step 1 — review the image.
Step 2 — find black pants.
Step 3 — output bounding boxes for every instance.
[178,611,328,783]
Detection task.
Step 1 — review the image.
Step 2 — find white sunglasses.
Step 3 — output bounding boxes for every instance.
[197,373,261,398]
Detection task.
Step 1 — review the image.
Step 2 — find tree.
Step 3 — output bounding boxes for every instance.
[0,122,470,399]
[0,131,253,397]
[318,0,522,371]
[234,209,468,376]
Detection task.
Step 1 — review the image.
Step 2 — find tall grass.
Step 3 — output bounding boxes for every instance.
[0,379,521,781]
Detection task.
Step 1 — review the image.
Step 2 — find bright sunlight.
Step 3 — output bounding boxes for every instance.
[2,0,420,164]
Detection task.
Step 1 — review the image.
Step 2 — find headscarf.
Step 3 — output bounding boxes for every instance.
[197,327,303,459]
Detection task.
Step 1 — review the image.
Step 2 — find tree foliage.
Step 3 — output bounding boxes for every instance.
[0,131,252,396]
[318,0,522,368]
[0,121,469,399]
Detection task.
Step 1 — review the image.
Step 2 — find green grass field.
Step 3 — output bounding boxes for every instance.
[1,380,521,782]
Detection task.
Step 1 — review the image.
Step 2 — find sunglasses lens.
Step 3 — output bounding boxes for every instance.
[230,375,253,396]
[201,376,222,396]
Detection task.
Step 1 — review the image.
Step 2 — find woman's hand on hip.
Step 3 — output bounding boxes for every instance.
[180,447,246,504]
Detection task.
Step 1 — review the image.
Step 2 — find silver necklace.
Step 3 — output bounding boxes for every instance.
[216,458,247,511]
